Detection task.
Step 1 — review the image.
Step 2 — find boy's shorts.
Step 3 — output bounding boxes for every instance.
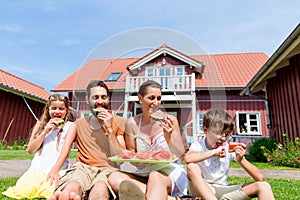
[55,162,117,199]
[209,183,251,200]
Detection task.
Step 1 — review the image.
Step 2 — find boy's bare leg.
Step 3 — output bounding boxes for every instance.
[186,163,217,200]
[242,181,275,200]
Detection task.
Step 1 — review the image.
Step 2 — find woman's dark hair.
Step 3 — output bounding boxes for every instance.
[138,80,161,97]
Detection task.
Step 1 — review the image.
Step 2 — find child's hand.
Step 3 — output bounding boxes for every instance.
[235,143,247,162]
[46,169,60,186]
[45,119,60,133]
[215,146,226,158]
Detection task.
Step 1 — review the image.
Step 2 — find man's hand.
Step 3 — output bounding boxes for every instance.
[95,108,113,130]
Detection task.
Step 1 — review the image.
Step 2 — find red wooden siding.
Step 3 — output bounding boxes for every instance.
[267,53,300,142]
[194,91,268,136]
[0,90,45,145]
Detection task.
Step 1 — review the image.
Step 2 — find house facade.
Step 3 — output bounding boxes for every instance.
[0,69,50,145]
[53,44,269,147]
[241,23,300,144]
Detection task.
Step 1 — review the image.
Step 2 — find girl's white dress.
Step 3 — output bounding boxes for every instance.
[2,121,72,199]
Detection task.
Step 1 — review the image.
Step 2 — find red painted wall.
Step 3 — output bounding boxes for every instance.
[267,53,300,143]
[0,90,45,145]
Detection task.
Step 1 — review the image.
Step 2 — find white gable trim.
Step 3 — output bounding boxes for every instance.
[127,46,204,72]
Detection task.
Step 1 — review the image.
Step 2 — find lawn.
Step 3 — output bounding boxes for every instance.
[0,149,78,160]
[1,150,300,199]
[1,176,300,200]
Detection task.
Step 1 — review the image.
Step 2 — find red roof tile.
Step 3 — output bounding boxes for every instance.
[0,69,50,101]
[52,58,138,92]
[52,50,268,91]
[192,52,268,87]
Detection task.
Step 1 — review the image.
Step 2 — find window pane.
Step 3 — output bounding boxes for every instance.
[238,113,247,133]
[106,72,122,81]
[250,114,257,120]
[198,113,204,133]
[166,68,171,75]
[147,68,153,76]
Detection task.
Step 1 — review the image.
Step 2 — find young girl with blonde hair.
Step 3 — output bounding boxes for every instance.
[3,94,74,199]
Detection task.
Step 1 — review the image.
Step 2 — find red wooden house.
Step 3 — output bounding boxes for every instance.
[0,69,50,145]
[53,44,269,148]
[241,23,300,144]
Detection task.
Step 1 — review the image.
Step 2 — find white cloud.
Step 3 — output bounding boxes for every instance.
[0,25,21,33]
[61,39,79,46]
[21,39,37,45]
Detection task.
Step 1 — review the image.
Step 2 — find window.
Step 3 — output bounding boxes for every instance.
[145,66,185,89]
[158,67,171,89]
[175,66,185,85]
[146,66,172,89]
[80,111,91,118]
[197,112,205,136]
[114,111,132,119]
[106,72,122,82]
[236,112,261,135]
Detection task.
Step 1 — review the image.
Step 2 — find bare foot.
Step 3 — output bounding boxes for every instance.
[48,191,81,200]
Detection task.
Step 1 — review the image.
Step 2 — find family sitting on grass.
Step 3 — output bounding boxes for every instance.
[2,79,275,200]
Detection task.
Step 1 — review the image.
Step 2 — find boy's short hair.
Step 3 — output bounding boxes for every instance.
[203,109,234,132]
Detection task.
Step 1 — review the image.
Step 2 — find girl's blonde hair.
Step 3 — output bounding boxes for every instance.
[30,94,73,154]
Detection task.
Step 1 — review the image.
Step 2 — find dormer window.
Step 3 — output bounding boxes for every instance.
[106,72,122,82]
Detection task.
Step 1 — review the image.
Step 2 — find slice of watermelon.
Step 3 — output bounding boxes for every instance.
[55,120,65,126]
[118,150,136,159]
[92,108,108,115]
[228,142,243,152]
[150,110,166,121]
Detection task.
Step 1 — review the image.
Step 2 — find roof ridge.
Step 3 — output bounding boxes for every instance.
[89,57,139,61]
[206,52,266,56]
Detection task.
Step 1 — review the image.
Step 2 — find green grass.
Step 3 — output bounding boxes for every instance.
[1,177,300,200]
[0,149,78,160]
[228,176,300,200]
[230,160,300,171]
[1,150,300,199]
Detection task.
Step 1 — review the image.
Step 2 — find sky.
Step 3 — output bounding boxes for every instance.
[1,0,299,93]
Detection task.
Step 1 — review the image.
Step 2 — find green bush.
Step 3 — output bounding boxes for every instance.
[262,134,300,168]
[0,140,28,150]
[249,137,278,162]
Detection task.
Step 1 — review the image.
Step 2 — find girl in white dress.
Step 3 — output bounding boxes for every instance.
[2,94,74,199]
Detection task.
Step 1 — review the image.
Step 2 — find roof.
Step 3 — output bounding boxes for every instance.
[52,58,138,92]
[192,52,268,88]
[52,46,268,92]
[241,23,300,95]
[0,69,50,102]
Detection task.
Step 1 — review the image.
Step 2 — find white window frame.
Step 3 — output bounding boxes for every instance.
[80,110,91,118]
[197,112,205,137]
[114,111,132,119]
[236,112,262,135]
